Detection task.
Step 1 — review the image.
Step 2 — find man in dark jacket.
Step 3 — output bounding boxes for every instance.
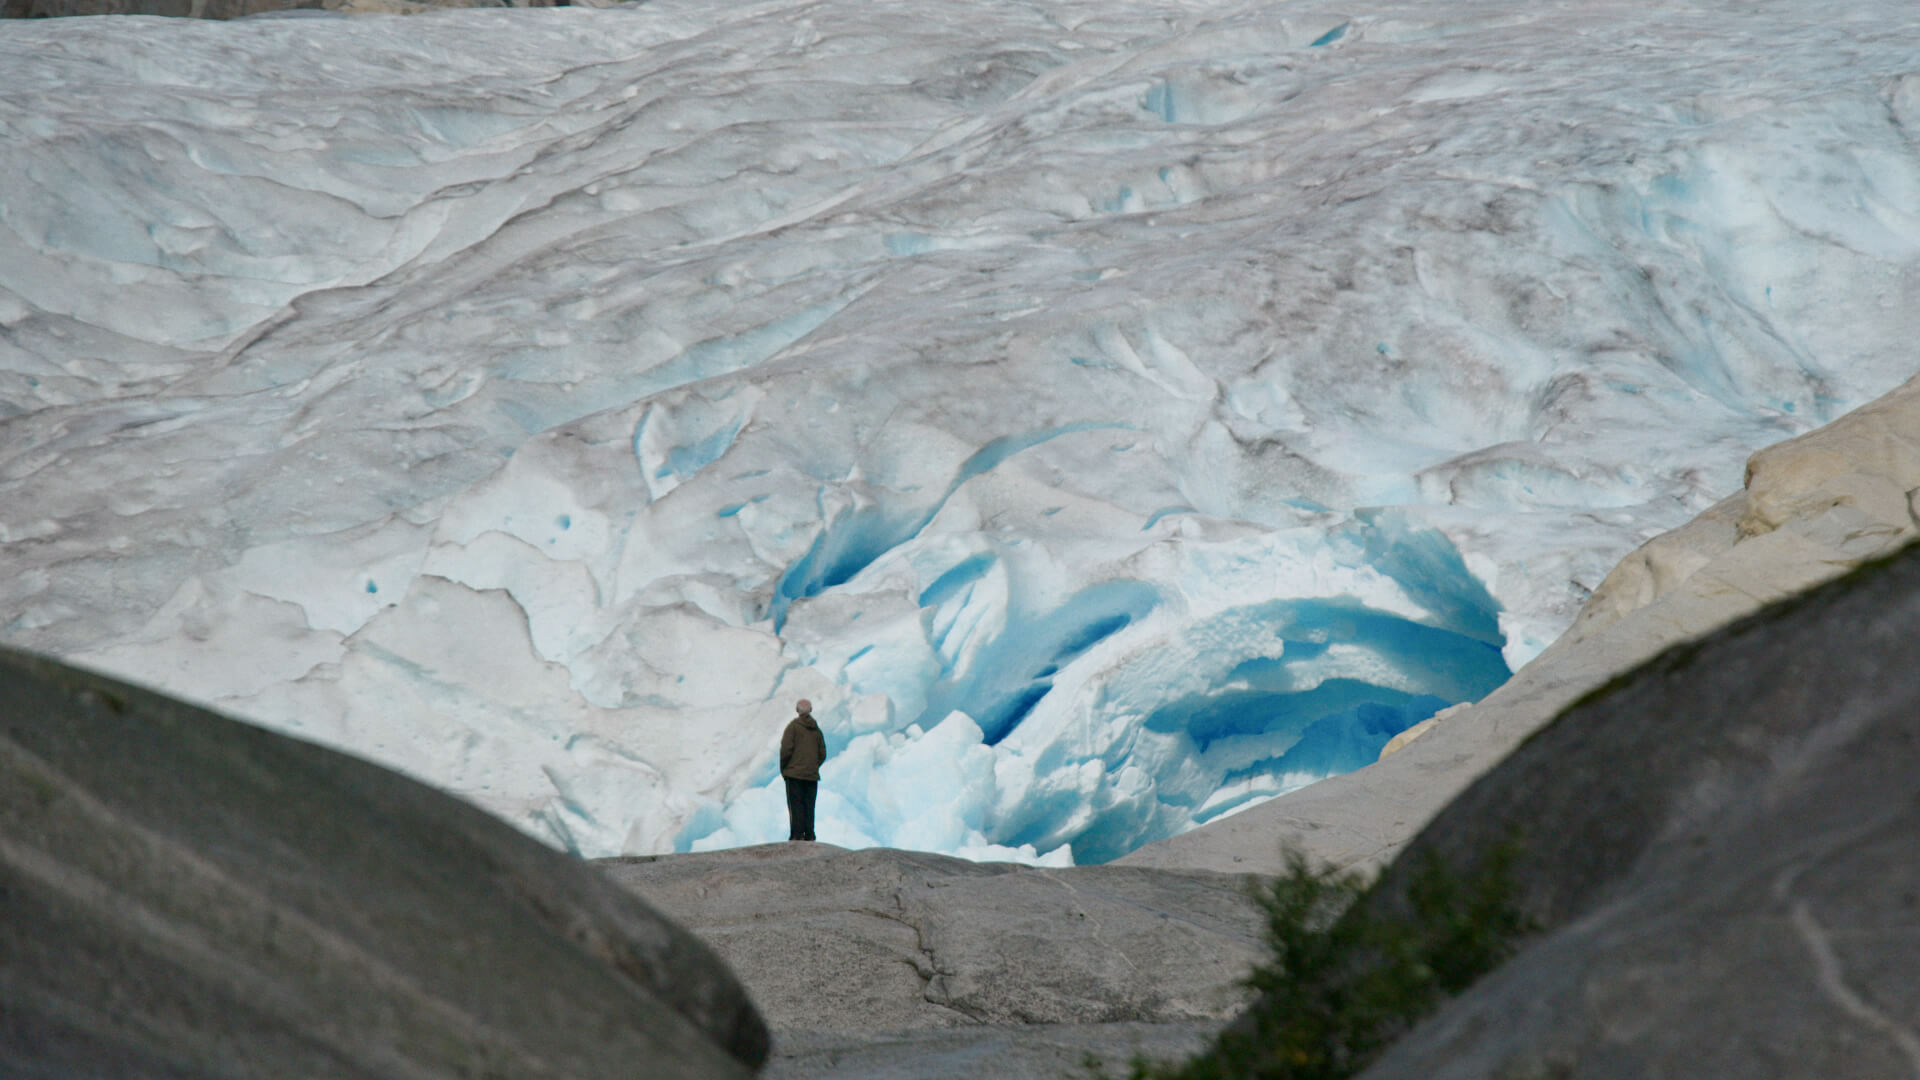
[779,699,828,842]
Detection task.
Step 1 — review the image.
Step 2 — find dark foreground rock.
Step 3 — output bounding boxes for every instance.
[0,647,765,1079]
[602,843,1268,1078]
[1347,542,1920,1079]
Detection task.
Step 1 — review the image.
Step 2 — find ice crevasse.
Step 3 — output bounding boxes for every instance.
[1,0,1918,863]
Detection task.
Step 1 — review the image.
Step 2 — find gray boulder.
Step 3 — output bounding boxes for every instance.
[1352,541,1920,1079]
[0,647,766,1079]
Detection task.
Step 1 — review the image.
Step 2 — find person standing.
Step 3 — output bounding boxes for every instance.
[780,699,828,842]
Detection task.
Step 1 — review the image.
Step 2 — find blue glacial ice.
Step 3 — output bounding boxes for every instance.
[2,0,1918,864]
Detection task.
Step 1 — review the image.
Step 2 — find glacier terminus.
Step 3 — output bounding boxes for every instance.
[2,0,1917,864]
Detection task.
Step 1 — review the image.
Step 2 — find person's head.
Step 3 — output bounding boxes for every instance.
[796,699,812,716]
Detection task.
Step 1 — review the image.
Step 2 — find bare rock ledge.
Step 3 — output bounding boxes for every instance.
[601,843,1270,1079]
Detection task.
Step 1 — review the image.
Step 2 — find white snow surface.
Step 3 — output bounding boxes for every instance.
[3,0,1917,863]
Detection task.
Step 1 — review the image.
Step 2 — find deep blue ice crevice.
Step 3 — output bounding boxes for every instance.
[1342,509,1503,645]
[918,576,1162,747]
[989,515,1511,864]
[627,294,859,404]
[1048,594,1508,864]
[1142,505,1197,530]
[918,551,997,609]
[656,423,743,483]
[632,385,763,503]
[768,422,1126,629]
[769,497,924,631]
[1218,693,1447,783]
[1309,22,1350,47]
[955,423,1122,486]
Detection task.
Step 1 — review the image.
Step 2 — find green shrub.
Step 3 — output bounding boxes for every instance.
[1091,842,1532,1080]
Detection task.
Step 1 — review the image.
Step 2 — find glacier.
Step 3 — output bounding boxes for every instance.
[2,0,1917,864]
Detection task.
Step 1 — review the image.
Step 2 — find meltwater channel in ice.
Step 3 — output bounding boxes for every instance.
[2,0,1917,862]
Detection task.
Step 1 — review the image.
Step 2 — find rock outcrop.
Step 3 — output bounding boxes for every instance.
[602,843,1267,1078]
[1118,372,1920,878]
[0,647,766,1079]
[603,844,1265,1031]
[1350,540,1920,1078]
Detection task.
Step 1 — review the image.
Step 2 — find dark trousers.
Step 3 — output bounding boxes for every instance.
[783,777,818,841]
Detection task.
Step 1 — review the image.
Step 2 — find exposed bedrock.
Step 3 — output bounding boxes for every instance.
[1119,371,1920,877]
[0,647,765,1079]
[603,843,1265,1029]
[1347,540,1920,1079]
[601,843,1268,1077]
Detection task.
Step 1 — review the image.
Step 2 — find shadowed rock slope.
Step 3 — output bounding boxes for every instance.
[1345,541,1920,1078]
[0,647,766,1079]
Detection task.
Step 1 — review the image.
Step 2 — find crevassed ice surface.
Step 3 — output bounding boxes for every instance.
[2,0,1917,863]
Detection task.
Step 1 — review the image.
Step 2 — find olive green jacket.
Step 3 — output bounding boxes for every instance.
[780,715,827,780]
